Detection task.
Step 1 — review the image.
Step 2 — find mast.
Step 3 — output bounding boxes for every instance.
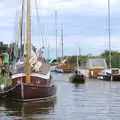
[61,24,64,59]
[18,0,24,58]
[47,43,50,60]
[35,0,44,57]
[77,48,79,70]
[55,11,58,59]
[79,47,81,56]
[25,0,31,83]
[108,0,112,69]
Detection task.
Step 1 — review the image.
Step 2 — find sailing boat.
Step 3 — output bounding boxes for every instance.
[54,25,74,73]
[69,47,85,83]
[1,0,56,102]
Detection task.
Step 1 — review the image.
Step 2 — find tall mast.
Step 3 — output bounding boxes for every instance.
[79,47,81,56]
[77,47,79,70]
[25,0,31,83]
[61,24,64,59]
[18,0,24,58]
[35,0,44,57]
[55,11,58,59]
[108,0,111,69]
[47,43,50,60]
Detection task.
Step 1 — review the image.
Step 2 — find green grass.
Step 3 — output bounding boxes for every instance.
[0,76,12,86]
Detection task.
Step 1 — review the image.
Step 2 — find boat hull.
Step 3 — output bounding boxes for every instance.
[70,75,85,84]
[97,74,120,81]
[54,68,73,73]
[2,73,56,102]
[5,83,56,102]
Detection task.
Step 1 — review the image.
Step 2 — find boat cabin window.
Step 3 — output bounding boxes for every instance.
[17,80,21,84]
[91,59,105,67]
[112,69,119,74]
[36,80,41,84]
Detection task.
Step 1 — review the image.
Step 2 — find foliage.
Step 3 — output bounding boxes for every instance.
[0,41,120,68]
[0,42,9,54]
[101,50,120,68]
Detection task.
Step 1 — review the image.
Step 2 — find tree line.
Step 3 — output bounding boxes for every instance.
[58,50,120,68]
[0,41,120,68]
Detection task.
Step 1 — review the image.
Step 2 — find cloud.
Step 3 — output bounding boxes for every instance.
[31,35,120,57]
[32,0,120,16]
[0,0,120,57]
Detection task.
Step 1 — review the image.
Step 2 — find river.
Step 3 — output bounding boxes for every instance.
[0,73,120,120]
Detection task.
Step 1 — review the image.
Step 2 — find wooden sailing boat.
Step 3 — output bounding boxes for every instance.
[3,0,56,102]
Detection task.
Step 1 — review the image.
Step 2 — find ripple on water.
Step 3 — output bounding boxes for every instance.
[1,74,120,120]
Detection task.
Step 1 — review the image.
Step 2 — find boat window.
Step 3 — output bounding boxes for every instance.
[99,71,105,75]
[36,80,41,84]
[17,80,21,84]
[91,59,106,67]
[112,69,119,74]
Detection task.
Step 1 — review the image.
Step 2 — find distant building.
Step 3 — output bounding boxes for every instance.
[86,58,107,78]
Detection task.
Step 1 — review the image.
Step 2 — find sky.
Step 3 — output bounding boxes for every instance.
[0,0,120,58]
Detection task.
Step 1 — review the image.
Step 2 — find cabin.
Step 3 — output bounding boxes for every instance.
[56,58,74,73]
[86,58,107,78]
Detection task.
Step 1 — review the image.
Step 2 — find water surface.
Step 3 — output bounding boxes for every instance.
[0,73,120,120]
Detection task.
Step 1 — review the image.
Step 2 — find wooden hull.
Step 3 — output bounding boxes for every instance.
[2,74,56,102]
[5,83,56,102]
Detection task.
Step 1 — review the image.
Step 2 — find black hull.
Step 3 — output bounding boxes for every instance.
[70,75,85,84]
[4,84,56,102]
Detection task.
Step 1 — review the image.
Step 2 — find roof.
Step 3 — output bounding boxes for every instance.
[87,58,107,69]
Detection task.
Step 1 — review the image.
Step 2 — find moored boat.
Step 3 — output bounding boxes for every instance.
[97,68,120,81]
[0,0,56,102]
[69,47,85,84]
[70,69,85,84]
[54,58,74,73]
[3,60,56,102]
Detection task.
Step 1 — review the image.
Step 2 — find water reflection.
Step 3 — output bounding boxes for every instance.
[1,74,120,120]
[73,83,85,88]
[0,99,56,120]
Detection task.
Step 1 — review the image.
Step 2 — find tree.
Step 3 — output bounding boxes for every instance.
[0,42,9,54]
[101,50,120,68]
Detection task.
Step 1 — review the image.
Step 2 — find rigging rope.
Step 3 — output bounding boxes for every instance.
[35,0,45,56]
